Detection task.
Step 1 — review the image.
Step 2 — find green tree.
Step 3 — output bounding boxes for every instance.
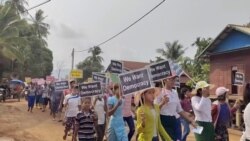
[0,1,53,79]
[77,46,104,81]
[8,0,28,14]
[180,37,213,86]
[156,40,185,62]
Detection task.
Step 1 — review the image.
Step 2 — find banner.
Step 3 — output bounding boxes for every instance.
[92,73,107,84]
[70,69,83,79]
[31,78,39,83]
[54,81,69,91]
[106,60,123,74]
[79,82,102,97]
[37,78,45,85]
[149,60,172,81]
[46,76,55,83]
[234,72,244,86]
[25,77,32,83]
[119,68,153,95]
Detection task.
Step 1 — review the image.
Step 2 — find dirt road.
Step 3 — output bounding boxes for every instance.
[0,99,241,141]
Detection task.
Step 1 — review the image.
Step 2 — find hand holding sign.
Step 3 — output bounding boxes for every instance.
[117,99,123,106]
[160,95,169,105]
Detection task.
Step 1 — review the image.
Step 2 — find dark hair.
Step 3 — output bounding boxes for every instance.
[113,84,119,91]
[196,88,202,97]
[180,87,190,100]
[244,83,250,105]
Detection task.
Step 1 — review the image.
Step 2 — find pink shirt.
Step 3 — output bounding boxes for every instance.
[122,95,132,117]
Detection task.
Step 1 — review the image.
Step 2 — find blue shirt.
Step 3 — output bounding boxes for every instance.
[217,103,230,126]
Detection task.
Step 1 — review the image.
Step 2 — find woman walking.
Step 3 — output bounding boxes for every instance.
[191,81,215,141]
[240,83,250,141]
[155,74,196,141]
[136,88,172,141]
[107,84,128,141]
[212,87,240,141]
[28,84,36,113]
[179,88,193,141]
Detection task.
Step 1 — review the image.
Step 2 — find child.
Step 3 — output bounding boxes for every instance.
[136,88,172,141]
[73,97,98,141]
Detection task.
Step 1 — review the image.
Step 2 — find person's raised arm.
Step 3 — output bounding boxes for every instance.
[107,99,122,116]
[191,97,206,112]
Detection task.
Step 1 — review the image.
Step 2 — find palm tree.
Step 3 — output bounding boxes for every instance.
[87,46,104,64]
[32,9,49,40]
[192,37,213,58]
[156,40,185,62]
[0,3,28,62]
[7,0,28,15]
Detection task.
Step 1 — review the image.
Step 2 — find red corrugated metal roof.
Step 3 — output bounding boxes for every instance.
[121,60,149,71]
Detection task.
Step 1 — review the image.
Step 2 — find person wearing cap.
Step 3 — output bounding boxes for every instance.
[106,84,128,141]
[136,88,172,141]
[155,74,196,141]
[212,87,240,141]
[240,83,250,141]
[191,81,215,141]
[63,85,81,140]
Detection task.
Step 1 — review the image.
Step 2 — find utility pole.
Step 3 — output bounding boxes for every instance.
[71,48,75,70]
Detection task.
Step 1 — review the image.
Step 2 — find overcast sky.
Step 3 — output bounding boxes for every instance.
[29,0,250,78]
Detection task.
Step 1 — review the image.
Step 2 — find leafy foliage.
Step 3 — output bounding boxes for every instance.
[0,0,53,79]
[77,46,104,81]
[156,40,185,62]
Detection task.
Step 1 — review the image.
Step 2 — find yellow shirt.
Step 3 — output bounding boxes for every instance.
[136,104,172,141]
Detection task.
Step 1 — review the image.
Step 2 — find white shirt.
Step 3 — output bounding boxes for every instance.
[241,103,250,141]
[64,94,81,117]
[191,96,212,122]
[94,99,106,125]
[155,89,183,118]
[151,109,157,137]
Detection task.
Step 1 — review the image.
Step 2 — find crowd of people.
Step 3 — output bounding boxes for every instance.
[23,74,250,141]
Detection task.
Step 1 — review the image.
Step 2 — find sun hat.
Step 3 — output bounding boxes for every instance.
[191,81,214,94]
[134,87,161,106]
[216,87,229,96]
[195,81,211,89]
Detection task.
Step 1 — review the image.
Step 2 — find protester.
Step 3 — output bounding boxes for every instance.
[50,86,64,121]
[179,87,193,141]
[212,87,240,141]
[94,95,107,141]
[42,83,50,112]
[36,85,43,109]
[107,84,128,141]
[61,80,77,122]
[155,74,196,141]
[240,83,250,141]
[122,94,135,141]
[27,83,36,113]
[63,85,81,140]
[191,81,215,141]
[73,97,98,141]
[136,88,172,141]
